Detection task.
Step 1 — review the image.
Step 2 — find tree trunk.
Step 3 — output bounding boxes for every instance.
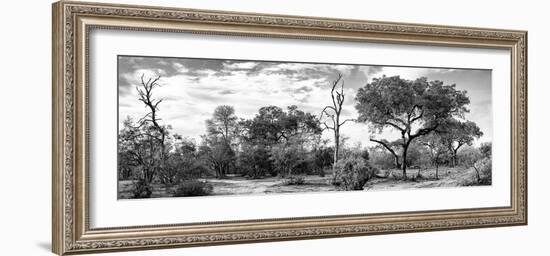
[333,132,340,167]
[452,151,458,167]
[435,163,439,179]
[401,144,408,180]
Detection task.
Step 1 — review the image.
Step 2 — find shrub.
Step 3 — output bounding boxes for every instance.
[474,157,492,185]
[370,149,397,169]
[270,143,305,177]
[332,156,376,190]
[132,179,152,199]
[282,176,306,185]
[238,144,272,178]
[479,142,492,159]
[174,180,213,197]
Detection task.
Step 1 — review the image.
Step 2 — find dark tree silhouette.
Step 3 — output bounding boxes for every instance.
[135,74,167,184]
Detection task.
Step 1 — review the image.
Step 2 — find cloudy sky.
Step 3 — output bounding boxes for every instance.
[118,56,492,147]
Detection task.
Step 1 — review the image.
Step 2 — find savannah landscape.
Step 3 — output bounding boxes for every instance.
[117,57,492,199]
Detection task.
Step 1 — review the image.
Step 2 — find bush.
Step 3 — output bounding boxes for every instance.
[474,157,492,185]
[238,144,272,178]
[174,180,213,197]
[370,149,397,169]
[132,179,152,199]
[270,143,306,177]
[332,156,376,190]
[282,176,306,185]
[479,142,492,159]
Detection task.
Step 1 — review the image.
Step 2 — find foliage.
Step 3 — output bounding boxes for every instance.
[369,148,397,170]
[132,179,152,199]
[332,155,377,190]
[174,180,213,197]
[458,146,479,166]
[201,106,240,177]
[237,143,273,178]
[313,146,334,176]
[439,119,483,166]
[269,141,307,177]
[199,135,235,178]
[206,105,239,145]
[474,157,492,185]
[117,71,490,198]
[355,75,470,178]
[117,75,173,185]
[240,105,321,145]
[238,105,321,177]
[461,145,492,185]
[418,133,449,179]
[479,142,492,159]
[404,143,427,167]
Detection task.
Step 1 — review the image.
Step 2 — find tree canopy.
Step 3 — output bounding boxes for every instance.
[438,119,483,166]
[241,105,321,145]
[355,76,470,178]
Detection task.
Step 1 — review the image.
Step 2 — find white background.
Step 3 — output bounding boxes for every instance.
[90,29,510,227]
[0,0,547,255]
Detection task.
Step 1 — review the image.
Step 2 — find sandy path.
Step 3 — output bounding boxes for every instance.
[118,167,484,199]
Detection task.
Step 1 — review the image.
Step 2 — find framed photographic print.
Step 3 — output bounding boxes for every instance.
[52,1,527,255]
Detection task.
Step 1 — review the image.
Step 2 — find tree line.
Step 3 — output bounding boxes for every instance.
[118,73,491,198]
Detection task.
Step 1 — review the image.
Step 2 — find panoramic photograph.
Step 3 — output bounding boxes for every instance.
[117,55,493,199]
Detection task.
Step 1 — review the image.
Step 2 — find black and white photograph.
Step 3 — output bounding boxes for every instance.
[117,55,492,199]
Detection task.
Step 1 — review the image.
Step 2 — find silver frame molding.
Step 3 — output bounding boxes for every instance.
[52,1,527,255]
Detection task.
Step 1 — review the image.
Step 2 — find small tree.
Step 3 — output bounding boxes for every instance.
[199,136,235,178]
[204,105,239,177]
[479,142,492,159]
[206,105,239,145]
[463,147,492,185]
[439,119,483,166]
[418,133,448,179]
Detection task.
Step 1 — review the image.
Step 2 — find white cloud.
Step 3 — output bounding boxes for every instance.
[119,58,492,148]
[223,61,259,70]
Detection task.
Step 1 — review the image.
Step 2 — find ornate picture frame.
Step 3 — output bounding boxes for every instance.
[52,1,527,255]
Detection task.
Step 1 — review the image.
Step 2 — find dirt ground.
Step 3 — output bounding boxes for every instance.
[118,166,484,199]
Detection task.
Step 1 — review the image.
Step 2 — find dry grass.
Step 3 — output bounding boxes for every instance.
[117,166,485,199]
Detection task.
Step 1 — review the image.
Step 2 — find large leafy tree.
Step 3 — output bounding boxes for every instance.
[439,119,483,166]
[355,76,470,179]
[239,105,321,177]
[241,105,321,145]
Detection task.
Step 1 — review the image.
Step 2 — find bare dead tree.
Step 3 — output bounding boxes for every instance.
[135,74,167,184]
[320,73,355,167]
